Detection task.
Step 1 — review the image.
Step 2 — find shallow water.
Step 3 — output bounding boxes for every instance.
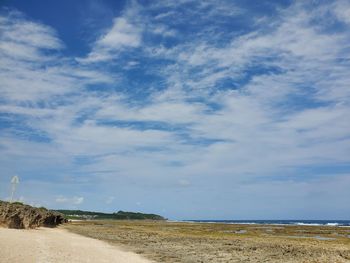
[284,235,335,240]
[187,220,350,226]
[314,236,335,240]
[234,230,247,234]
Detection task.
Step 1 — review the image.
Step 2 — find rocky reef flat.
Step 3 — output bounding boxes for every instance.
[65,220,350,263]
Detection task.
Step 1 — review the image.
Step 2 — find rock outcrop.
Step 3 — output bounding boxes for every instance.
[0,201,67,229]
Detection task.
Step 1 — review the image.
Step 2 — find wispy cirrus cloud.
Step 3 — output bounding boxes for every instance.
[333,0,350,24]
[0,10,63,58]
[0,1,349,218]
[78,1,143,63]
[0,11,113,102]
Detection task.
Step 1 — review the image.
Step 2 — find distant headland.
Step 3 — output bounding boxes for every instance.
[55,209,166,221]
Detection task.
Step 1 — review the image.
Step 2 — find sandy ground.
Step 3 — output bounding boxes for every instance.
[0,227,153,263]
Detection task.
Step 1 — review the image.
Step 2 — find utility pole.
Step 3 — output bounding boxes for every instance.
[10,175,19,203]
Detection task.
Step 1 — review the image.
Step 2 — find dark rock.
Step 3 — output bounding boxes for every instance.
[0,200,67,229]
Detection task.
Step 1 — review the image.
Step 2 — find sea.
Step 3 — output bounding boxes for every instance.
[183,220,350,226]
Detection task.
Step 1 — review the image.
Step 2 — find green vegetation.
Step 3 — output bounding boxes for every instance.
[0,200,25,206]
[55,209,165,220]
[11,201,24,205]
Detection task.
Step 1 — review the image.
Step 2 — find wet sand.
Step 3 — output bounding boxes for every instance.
[0,227,153,263]
[64,220,350,263]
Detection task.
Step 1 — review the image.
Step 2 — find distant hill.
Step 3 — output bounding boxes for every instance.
[55,209,166,220]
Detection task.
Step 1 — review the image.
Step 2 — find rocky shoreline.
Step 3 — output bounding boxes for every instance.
[0,201,66,229]
[65,220,350,263]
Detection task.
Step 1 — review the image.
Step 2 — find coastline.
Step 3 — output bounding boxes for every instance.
[180,219,350,227]
[64,220,350,263]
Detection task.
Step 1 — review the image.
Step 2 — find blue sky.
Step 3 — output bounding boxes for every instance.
[0,0,349,220]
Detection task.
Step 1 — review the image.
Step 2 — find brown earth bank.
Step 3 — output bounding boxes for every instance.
[0,200,66,229]
[64,220,350,263]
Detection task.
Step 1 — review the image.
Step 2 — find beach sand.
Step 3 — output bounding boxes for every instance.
[0,227,153,263]
[64,220,350,263]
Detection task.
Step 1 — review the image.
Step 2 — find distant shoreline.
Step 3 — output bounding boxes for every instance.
[178,219,350,227]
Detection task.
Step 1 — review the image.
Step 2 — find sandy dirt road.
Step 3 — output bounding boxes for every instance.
[0,227,153,263]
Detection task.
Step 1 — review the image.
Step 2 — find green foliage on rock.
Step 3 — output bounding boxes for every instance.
[11,201,24,206]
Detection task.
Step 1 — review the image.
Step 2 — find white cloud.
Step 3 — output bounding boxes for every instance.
[55,197,68,203]
[105,196,115,204]
[333,0,350,24]
[0,12,112,102]
[178,179,190,187]
[0,11,63,53]
[150,0,242,22]
[80,17,141,63]
[149,24,177,37]
[78,2,143,63]
[99,17,141,48]
[55,196,84,205]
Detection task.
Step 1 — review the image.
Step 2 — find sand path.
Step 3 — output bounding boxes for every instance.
[0,227,153,263]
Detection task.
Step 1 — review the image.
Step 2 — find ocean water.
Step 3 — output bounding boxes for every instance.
[184,220,350,226]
